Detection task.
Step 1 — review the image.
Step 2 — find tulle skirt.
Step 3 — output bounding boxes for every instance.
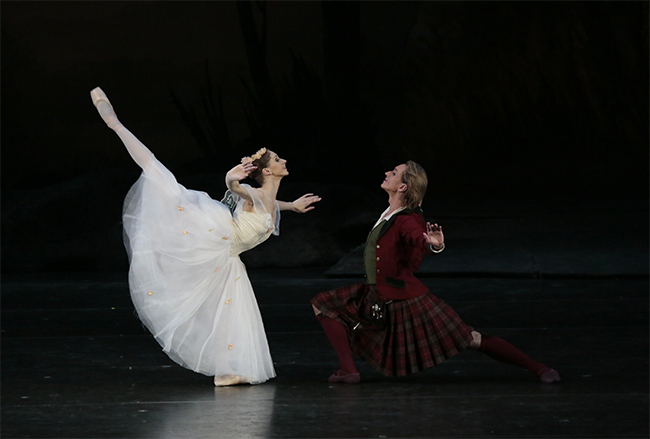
[122,158,276,383]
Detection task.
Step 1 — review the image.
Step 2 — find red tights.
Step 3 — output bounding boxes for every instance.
[319,316,358,374]
[319,316,548,378]
[479,335,547,375]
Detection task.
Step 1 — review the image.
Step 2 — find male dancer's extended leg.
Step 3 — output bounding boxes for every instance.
[470,331,561,383]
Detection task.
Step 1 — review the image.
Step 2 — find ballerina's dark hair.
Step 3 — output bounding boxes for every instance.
[245,149,271,186]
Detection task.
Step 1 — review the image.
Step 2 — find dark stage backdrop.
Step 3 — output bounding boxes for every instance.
[2,1,648,273]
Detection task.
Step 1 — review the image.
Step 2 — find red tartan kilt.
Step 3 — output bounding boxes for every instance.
[311,282,474,377]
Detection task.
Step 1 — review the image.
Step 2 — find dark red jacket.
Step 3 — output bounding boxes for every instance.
[369,209,434,301]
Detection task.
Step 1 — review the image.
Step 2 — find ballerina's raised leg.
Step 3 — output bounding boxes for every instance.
[90,87,154,171]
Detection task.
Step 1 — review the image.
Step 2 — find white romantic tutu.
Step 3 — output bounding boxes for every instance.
[122,156,278,384]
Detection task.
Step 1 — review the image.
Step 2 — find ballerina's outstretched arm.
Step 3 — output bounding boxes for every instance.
[277,194,321,213]
[90,87,154,170]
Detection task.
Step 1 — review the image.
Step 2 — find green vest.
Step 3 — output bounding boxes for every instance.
[363,220,386,284]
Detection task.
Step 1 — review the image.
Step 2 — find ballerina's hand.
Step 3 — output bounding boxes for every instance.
[227,162,257,182]
[423,222,444,247]
[292,193,321,213]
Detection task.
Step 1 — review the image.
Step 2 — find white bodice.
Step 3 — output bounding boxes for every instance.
[230,210,274,256]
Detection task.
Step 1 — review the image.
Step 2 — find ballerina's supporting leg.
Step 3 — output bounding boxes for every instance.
[90,87,154,170]
[213,374,244,387]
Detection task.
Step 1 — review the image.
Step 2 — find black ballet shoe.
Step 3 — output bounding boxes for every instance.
[327,370,360,384]
[538,367,561,384]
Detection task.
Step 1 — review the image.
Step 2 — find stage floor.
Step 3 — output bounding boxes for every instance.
[2,268,648,438]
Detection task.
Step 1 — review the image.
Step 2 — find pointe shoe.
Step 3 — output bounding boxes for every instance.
[327,370,360,384]
[214,374,244,387]
[538,367,561,384]
[90,87,121,130]
[90,87,113,110]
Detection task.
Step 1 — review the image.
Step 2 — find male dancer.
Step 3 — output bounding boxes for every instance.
[311,161,560,384]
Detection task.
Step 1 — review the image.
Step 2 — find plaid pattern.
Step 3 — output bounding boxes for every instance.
[311,283,474,377]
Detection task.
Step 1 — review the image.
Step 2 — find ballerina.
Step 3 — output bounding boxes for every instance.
[90,87,320,386]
